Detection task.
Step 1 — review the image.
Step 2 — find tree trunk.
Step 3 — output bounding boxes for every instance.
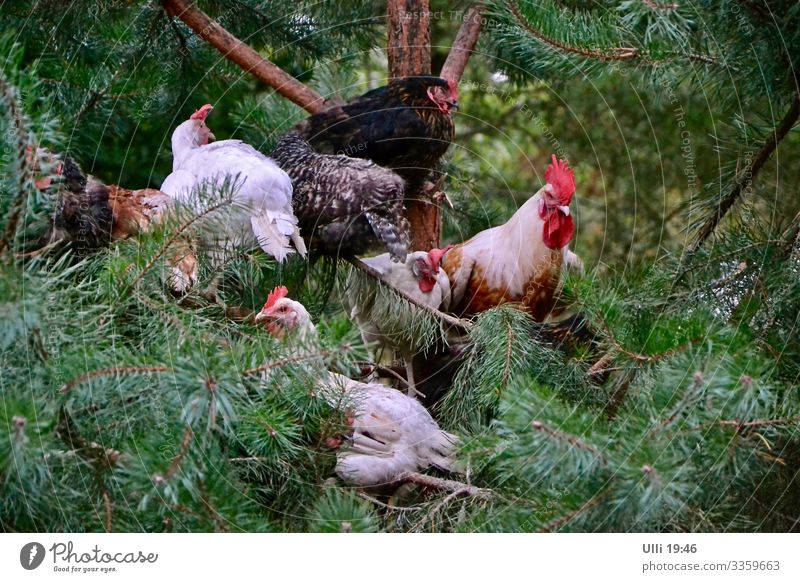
[387,0,437,251]
[387,0,432,78]
[387,2,484,251]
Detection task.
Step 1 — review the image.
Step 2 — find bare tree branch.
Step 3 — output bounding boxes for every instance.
[440,4,485,82]
[162,0,326,113]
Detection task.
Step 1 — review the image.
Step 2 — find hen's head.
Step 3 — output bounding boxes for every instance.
[538,155,576,250]
[172,104,216,150]
[255,286,312,339]
[397,76,458,114]
[426,77,459,114]
[411,246,453,293]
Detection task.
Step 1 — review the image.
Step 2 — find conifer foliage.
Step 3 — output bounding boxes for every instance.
[1,1,800,532]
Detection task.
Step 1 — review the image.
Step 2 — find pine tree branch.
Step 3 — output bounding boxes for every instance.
[162,0,326,113]
[504,1,718,66]
[60,366,170,393]
[348,257,473,331]
[241,349,340,376]
[691,94,800,251]
[166,426,193,479]
[0,75,33,256]
[440,4,485,82]
[505,0,638,62]
[687,415,800,433]
[55,406,127,470]
[531,420,605,459]
[540,489,608,532]
[123,194,234,296]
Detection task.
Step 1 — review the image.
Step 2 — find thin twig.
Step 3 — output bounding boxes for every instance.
[691,95,800,252]
[357,362,410,390]
[55,406,127,469]
[531,420,605,459]
[687,415,800,433]
[166,426,193,479]
[501,319,514,388]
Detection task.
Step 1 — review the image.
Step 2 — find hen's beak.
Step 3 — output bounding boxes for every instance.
[207,132,216,143]
[558,205,570,216]
[448,100,459,110]
[254,310,272,323]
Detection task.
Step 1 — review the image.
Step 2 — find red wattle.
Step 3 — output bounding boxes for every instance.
[542,211,575,250]
[418,277,435,293]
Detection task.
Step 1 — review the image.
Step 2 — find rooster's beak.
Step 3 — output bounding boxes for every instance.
[448,100,459,111]
[558,205,570,216]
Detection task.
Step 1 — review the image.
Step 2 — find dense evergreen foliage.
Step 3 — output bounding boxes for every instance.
[1,0,799,532]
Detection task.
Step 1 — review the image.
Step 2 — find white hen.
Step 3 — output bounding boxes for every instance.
[161,104,306,262]
[255,286,458,486]
[345,248,452,398]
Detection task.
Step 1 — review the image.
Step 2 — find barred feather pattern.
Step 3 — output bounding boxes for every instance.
[271,131,411,262]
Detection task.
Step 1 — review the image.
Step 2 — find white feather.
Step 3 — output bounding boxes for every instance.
[161,120,305,262]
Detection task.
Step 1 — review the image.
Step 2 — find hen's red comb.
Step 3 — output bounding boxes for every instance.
[190,104,214,121]
[544,155,575,202]
[446,78,458,99]
[427,245,453,271]
[264,286,289,309]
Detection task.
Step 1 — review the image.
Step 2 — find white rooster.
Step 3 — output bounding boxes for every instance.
[345,248,452,398]
[161,104,306,262]
[255,286,458,486]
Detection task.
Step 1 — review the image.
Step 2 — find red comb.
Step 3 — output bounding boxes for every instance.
[190,104,214,121]
[264,286,289,309]
[447,78,458,99]
[544,155,575,203]
[427,245,453,271]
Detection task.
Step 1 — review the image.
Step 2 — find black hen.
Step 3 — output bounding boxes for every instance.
[271,131,410,261]
[292,76,457,191]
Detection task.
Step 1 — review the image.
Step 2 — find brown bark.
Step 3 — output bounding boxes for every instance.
[388,3,484,251]
[387,0,432,78]
[162,0,326,114]
[440,5,485,82]
[387,0,435,250]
